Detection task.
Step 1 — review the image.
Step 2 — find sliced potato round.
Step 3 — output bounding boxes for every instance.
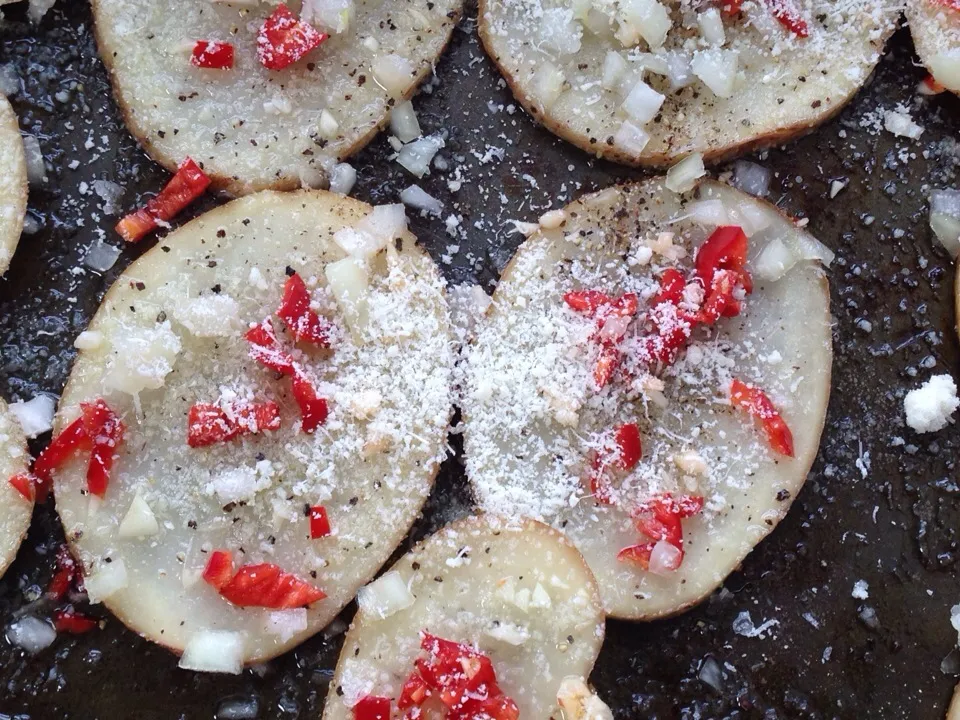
[463,179,832,619]
[0,95,26,274]
[907,0,960,95]
[322,514,606,718]
[479,0,899,166]
[949,682,960,720]
[91,0,461,195]
[53,190,454,664]
[0,398,32,579]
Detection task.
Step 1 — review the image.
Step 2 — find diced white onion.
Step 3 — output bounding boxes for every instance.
[357,571,415,619]
[531,62,566,111]
[118,493,160,538]
[732,161,771,198]
[357,204,408,245]
[179,630,246,674]
[325,256,370,339]
[400,184,444,216]
[540,8,582,55]
[84,241,122,273]
[647,540,682,576]
[755,237,799,282]
[930,189,960,258]
[263,609,308,643]
[634,52,670,77]
[613,120,650,155]
[621,80,665,124]
[397,134,445,178]
[6,617,56,654]
[662,50,694,89]
[687,199,729,227]
[691,48,738,98]
[390,100,421,143]
[318,109,339,140]
[665,153,705,194]
[372,54,415,98]
[788,232,835,267]
[602,51,628,91]
[328,163,357,195]
[302,0,355,34]
[582,8,615,38]
[9,394,56,439]
[697,7,725,45]
[735,201,773,237]
[85,558,129,603]
[21,135,46,186]
[485,622,530,646]
[929,51,960,94]
[74,330,104,351]
[618,0,671,50]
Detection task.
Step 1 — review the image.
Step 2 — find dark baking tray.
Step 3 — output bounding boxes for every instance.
[1,3,959,718]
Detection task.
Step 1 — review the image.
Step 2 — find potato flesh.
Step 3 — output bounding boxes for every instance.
[0,95,26,275]
[463,180,832,619]
[479,0,900,164]
[0,398,31,578]
[54,190,454,662]
[91,0,461,193]
[322,515,606,718]
[907,0,960,94]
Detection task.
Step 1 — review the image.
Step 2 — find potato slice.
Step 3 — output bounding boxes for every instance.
[0,95,26,275]
[907,0,960,95]
[949,682,960,720]
[91,0,462,195]
[463,179,832,619]
[0,398,32,579]
[53,190,454,664]
[479,0,900,166]
[322,514,606,718]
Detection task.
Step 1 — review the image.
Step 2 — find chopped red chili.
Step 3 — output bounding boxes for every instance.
[47,544,80,601]
[653,268,686,306]
[764,0,809,36]
[202,550,234,591]
[257,4,327,71]
[8,473,36,502]
[291,370,329,433]
[564,289,639,390]
[353,696,391,720]
[618,494,704,571]
[921,74,947,95]
[191,40,235,69]
[203,552,326,609]
[187,401,281,448]
[54,608,99,634]
[82,399,126,498]
[730,378,795,457]
[116,158,211,243]
[695,225,751,293]
[587,422,642,505]
[308,505,331,539]
[563,289,611,313]
[720,0,743,14]
[33,416,88,492]
[277,272,332,346]
[614,423,642,469]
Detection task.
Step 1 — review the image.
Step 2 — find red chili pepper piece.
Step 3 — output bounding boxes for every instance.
[191,40,235,69]
[33,416,88,494]
[218,562,326,609]
[308,505,331,539]
[257,4,327,71]
[398,670,433,709]
[468,694,521,720]
[187,401,281,448]
[620,493,705,570]
[696,269,741,326]
[936,0,960,9]
[116,158,211,243]
[563,289,612,313]
[82,399,126,498]
[592,344,621,390]
[730,378,795,457]
[47,544,81,600]
[695,225,751,292]
[277,272,331,346]
[920,74,947,95]
[616,543,654,569]
[721,0,743,13]
[8,473,36,502]
[353,696,392,720]
[764,0,809,37]
[245,318,298,375]
[654,268,686,306]
[54,608,99,634]
[614,423,642,469]
[202,550,235,591]
[292,369,329,433]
